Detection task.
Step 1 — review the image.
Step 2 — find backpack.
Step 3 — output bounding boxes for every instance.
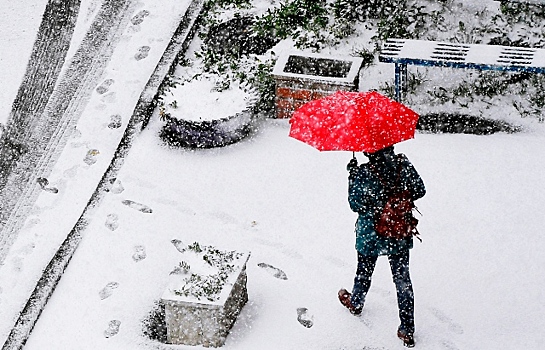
[370,157,421,242]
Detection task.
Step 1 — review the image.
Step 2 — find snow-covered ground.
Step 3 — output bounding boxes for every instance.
[2,0,545,349]
[23,116,545,350]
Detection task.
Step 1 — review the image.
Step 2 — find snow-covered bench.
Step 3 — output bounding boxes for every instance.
[379,38,545,102]
[501,0,545,3]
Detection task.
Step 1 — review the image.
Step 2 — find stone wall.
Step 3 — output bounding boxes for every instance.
[163,269,249,347]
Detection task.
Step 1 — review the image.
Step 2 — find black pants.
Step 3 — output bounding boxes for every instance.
[350,250,415,333]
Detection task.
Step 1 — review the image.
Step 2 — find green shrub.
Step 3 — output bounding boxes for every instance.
[331,0,406,22]
[253,0,329,50]
[495,1,545,48]
[203,0,252,10]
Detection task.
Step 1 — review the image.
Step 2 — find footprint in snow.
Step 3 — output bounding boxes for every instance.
[99,282,119,300]
[104,320,121,338]
[430,307,464,335]
[132,245,147,262]
[257,263,288,280]
[134,46,150,61]
[296,307,313,328]
[122,200,152,213]
[95,103,107,111]
[63,165,79,178]
[101,91,116,104]
[105,213,119,231]
[171,239,185,253]
[24,217,40,230]
[108,114,122,129]
[107,178,124,194]
[96,79,114,95]
[36,177,58,194]
[11,257,23,272]
[18,243,35,255]
[131,9,150,25]
[441,339,461,350]
[84,149,100,165]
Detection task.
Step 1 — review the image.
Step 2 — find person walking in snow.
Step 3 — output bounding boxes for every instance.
[338,145,426,348]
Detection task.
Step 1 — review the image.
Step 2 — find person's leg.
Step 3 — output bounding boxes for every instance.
[388,250,415,334]
[351,253,378,309]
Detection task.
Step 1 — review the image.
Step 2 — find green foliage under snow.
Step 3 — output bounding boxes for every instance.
[163,0,545,121]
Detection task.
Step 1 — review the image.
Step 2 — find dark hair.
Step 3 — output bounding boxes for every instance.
[363,146,395,160]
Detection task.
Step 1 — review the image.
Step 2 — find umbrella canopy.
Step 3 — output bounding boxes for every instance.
[289,90,419,153]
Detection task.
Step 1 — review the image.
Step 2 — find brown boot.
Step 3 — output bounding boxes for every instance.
[337,289,362,315]
[397,329,415,348]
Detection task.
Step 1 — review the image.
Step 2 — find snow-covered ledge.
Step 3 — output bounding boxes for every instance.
[161,243,251,347]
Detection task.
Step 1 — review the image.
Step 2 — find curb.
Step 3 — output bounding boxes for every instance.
[1,1,206,348]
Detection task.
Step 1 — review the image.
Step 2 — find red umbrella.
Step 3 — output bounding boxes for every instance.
[289,90,419,153]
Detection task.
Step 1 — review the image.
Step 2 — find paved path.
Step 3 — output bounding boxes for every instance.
[0,0,204,348]
[0,0,131,265]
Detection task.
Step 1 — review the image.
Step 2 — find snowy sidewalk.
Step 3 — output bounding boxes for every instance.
[0,0,203,347]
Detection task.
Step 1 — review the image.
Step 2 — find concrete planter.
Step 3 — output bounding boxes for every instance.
[159,76,257,148]
[272,51,364,118]
[161,109,255,148]
[161,244,251,347]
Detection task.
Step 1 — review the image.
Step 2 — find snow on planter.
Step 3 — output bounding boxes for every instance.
[161,242,251,347]
[159,76,257,148]
[272,51,364,119]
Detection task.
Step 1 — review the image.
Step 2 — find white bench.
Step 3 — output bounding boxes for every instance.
[379,38,545,102]
[502,0,545,3]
